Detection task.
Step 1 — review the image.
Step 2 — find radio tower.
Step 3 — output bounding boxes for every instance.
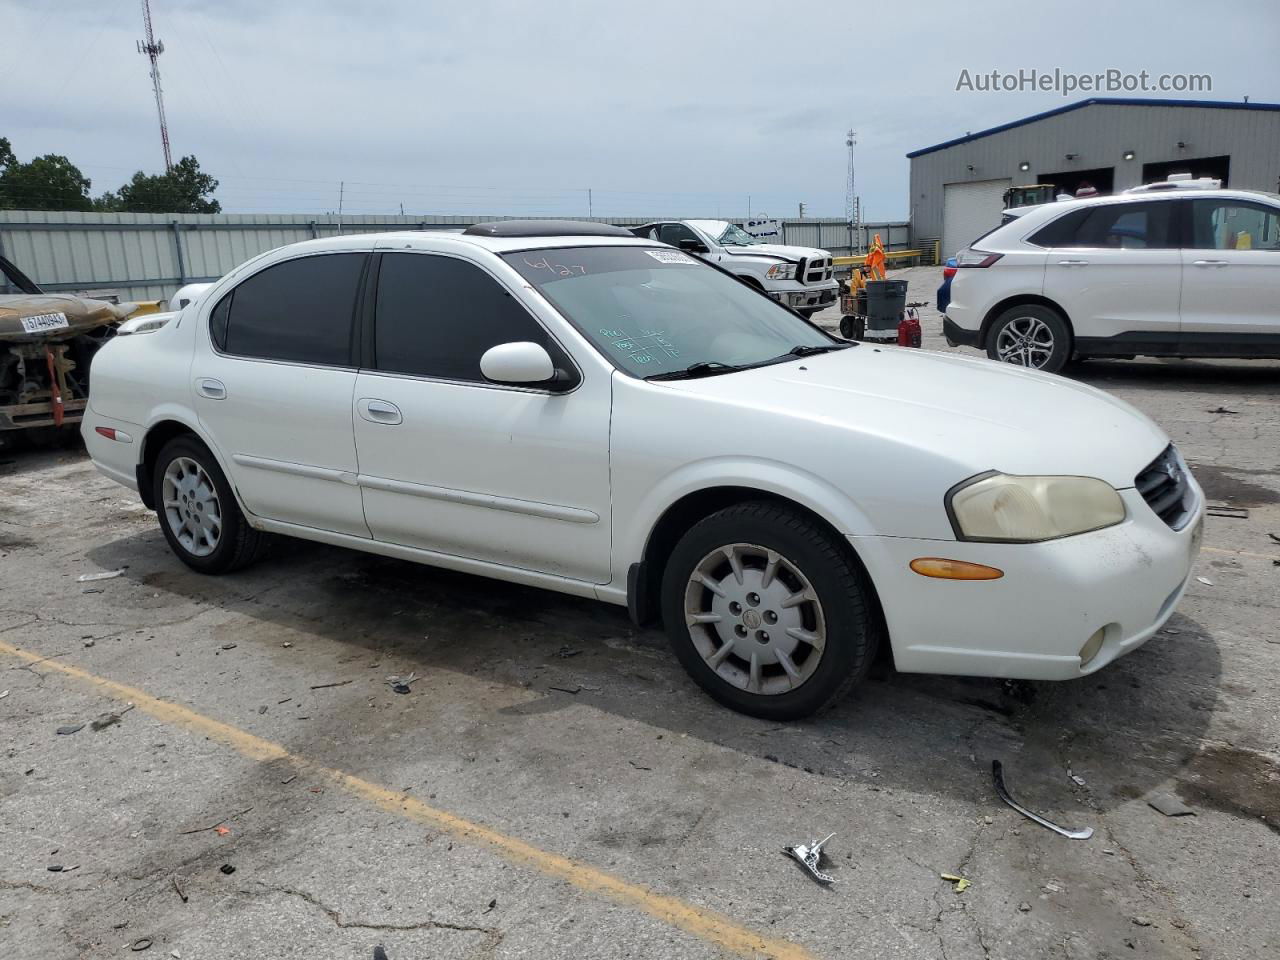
[137,0,173,171]
[844,129,861,254]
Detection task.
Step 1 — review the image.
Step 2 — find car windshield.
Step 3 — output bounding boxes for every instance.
[717,223,763,246]
[502,246,838,379]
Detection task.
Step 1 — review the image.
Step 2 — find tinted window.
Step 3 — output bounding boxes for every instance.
[373,253,564,383]
[209,293,230,350]
[657,223,700,247]
[221,253,364,365]
[1031,202,1173,249]
[1190,199,1280,250]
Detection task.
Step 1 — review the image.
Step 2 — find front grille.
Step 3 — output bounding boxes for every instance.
[801,257,832,285]
[1135,445,1193,529]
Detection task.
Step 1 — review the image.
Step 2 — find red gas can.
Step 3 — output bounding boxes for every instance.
[897,307,922,348]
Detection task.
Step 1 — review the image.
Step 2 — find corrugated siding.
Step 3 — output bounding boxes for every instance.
[909,102,1280,247]
[0,212,908,304]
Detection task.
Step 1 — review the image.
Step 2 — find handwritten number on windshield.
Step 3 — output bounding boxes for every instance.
[523,255,586,277]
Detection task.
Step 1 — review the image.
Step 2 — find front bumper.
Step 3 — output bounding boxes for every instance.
[852,487,1204,680]
[768,281,838,311]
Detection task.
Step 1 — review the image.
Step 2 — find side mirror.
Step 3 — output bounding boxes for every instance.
[677,238,709,254]
[479,342,573,390]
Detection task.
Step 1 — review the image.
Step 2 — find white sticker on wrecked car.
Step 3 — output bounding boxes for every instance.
[19,312,71,334]
[644,250,697,265]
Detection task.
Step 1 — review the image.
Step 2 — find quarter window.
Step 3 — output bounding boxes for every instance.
[216,253,365,365]
[372,253,565,383]
[1190,200,1280,250]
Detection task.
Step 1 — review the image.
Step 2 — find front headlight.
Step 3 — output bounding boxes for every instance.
[947,473,1125,542]
[766,262,795,279]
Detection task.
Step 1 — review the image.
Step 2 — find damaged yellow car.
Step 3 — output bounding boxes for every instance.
[1,254,159,440]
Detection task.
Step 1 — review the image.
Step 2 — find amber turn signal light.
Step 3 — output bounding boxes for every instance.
[909,558,1004,580]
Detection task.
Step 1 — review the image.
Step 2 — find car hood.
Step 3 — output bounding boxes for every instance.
[661,347,1168,489]
[721,242,827,263]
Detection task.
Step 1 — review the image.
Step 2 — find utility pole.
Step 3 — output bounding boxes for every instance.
[798,202,806,219]
[337,181,344,235]
[137,0,173,171]
[845,129,861,254]
[747,195,752,220]
[588,188,593,218]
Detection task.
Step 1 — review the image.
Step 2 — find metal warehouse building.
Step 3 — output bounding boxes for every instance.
[908,98,1280,259]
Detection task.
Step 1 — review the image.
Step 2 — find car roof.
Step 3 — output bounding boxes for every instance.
[990,187,1279,236]
[260,230,660,258]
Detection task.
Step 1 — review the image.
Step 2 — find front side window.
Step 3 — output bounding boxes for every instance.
[216,253,365,365]
[502,246,835,379]
[1190,199,1280,250]
[1030,202,1174,249]
[372,252,565,383]
[657,223,701,248]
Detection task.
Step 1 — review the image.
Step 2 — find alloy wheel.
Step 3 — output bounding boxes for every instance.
[162,457,222,557]
[995,316,1056,368]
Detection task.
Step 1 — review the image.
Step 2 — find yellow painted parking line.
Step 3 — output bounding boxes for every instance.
[1203,545,1280,562]
[0,638,816,960]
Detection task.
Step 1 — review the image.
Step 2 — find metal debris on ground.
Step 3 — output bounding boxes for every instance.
[219,864,236,875]
[783,833,836,884]
[1207,407,1239,415]
[1206,505,1249,519]
[940,873,970,893]
[1269,533,1280,545]
[385,672,418,694]
[77,568,126,582]
[1196,576,1214,586]
[0,689,8,700]
[992,760,1094,840]
[47,864,78,872]
[131,937,153,952]
[179,807,253,835]
[549,684,581,695]
[91,703,135,731]
[310,679,354,690]
[1147,792,1195,817]
[171,876,188,903]
[56,723,85,736]
[220,643,237,650]
[483,898,497,913]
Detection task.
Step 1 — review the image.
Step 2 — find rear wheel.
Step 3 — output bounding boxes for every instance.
[986,304,1070,373]
[660,501,877,719]
[839,315,865,341]
[152,435,267,574]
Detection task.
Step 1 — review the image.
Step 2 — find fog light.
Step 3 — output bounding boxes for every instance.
[1079,627,1106,667]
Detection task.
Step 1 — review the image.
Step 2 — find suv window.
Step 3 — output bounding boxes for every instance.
[657,223,701,248]
[1029,202,1174,249]
[1190,199,1280,250]
[373,253,566,383]
[215,253,365,365]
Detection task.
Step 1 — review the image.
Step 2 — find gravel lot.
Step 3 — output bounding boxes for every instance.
[2,266,1277,960]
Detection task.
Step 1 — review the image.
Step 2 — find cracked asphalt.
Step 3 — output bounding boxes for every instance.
[2,265,1278,960]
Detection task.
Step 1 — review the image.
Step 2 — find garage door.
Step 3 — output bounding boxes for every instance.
[942,178,1012,259]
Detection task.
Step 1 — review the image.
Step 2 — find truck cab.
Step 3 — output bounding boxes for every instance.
[628,219,838,317]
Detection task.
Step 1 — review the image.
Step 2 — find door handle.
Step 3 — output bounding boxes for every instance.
[1057,259,1090,266]
[1192,259,1229,267]
[357,398,403,425]
[196,378,226,400]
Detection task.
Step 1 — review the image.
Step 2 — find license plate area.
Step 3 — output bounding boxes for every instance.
[20,312,70,334]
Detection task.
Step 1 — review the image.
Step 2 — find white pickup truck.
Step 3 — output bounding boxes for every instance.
[628,219,838,317]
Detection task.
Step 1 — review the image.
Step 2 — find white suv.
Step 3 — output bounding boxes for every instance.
[944,187,1280,373]
[83,220,1201,719]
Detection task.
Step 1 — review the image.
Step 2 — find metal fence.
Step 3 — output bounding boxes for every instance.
[0,211,910,305]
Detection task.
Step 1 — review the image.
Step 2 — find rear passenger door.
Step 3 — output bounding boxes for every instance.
[193,251,372,538]
[1038,201,1181,342]
[351,250,612,583]
[1179,198,1280,342]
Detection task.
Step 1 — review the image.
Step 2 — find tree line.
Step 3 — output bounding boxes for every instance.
[0,137,220,214]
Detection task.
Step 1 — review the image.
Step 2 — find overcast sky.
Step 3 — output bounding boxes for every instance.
[5,0,1278,221]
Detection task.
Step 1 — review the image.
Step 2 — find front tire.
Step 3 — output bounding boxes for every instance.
[152,435,266,574]
[986,304,1070,373]
[660,501,877,719]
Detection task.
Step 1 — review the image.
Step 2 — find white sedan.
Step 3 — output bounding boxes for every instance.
[82,220,1203,718]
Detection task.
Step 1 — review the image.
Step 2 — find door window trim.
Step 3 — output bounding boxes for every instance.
[207,250,369,371]
[358,249,584,395]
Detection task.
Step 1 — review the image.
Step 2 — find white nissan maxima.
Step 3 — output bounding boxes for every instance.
[82,221,1203,719]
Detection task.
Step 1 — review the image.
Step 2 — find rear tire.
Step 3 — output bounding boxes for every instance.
[152,435,267,574]
[839,315,865,341]
[986,304,1070,374]
[660,501,877,719]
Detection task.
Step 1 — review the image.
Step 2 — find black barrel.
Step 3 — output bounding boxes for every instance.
[864,279,908,332]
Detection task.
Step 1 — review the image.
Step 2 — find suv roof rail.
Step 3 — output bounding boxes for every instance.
[1125,175,1222,194]
[463,219,634,238]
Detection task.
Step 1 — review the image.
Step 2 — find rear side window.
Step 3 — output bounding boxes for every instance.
[1029,202,1174,249]
[217,253,365,365]
[372,253,566,383]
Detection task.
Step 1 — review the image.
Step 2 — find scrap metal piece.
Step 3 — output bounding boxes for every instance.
[783,833,836,884]
[992,761,1093,840]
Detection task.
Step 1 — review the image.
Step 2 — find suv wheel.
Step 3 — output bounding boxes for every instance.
[152,435,267,574]
[660,501,877,719]
[987,304,1070,373]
